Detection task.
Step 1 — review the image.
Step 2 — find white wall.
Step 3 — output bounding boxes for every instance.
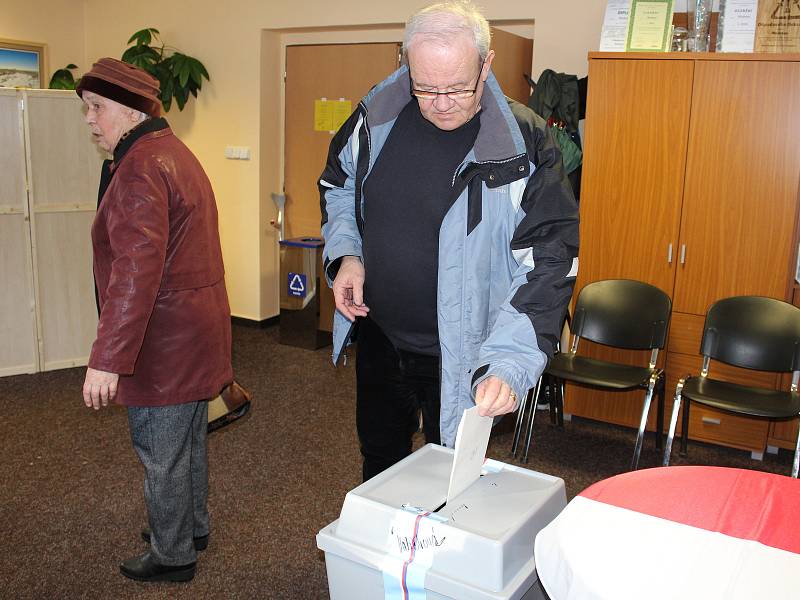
[4,0,609,320]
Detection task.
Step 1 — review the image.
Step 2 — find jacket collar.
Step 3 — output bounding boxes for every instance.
[361,65,527,165]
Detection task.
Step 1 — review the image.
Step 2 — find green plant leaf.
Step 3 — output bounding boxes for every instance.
[122,45,160,69]
[48,65,79,90]
[127,27,159,46]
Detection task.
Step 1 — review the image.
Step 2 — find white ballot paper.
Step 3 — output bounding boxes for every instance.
[446,406,493,502]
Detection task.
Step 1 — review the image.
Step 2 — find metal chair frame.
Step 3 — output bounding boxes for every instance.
[512,279,671,470]
[662,296,800,478]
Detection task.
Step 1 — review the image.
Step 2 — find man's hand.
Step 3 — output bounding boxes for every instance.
[82,367,119,410]
[332,256,370,322]
[475,376,518,417]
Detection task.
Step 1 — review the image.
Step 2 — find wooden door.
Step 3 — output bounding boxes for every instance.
[284,43,399,333]
[490,27,533,104]
[564,58,694,427]
[284,43,400,240]
[673,60,800,315]
[24,90,101,371]
[0,89,39,376]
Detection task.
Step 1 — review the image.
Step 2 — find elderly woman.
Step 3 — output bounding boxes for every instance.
[77,58,232,583]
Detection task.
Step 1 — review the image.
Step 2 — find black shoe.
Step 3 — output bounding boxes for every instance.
[141,529,209,551]
[120,551,196,582]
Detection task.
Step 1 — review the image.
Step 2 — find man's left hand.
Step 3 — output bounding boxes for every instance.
[475,376,518,417]
[82,367,119,410]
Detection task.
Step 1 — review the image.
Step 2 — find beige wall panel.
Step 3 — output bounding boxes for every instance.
[32,212,97,370]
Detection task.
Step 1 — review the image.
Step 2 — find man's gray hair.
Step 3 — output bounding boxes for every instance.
[403,1,491,63]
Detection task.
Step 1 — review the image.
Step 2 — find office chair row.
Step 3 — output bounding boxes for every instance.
[511,279,800,478]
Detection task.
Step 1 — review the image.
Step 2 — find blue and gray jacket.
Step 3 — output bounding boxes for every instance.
[319,66,579,446]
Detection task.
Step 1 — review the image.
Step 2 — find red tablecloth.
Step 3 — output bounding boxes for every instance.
[534,467,800,599]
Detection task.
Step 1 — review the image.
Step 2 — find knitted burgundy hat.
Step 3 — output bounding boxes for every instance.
[76,57,161,117]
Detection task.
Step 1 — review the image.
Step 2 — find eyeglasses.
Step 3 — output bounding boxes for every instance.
[410,57,486,101]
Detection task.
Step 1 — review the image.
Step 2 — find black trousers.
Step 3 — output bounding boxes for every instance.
[355,317,441,481]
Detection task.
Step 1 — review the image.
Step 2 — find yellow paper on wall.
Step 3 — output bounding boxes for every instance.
[314,99,352,132]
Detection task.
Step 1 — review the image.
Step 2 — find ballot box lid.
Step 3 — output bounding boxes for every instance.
[317,444,567,597]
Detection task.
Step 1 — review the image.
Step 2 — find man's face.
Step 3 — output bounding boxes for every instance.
[82,91,138,153]
[407,34,494,131]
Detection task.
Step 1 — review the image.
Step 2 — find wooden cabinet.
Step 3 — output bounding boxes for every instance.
[564,53,800,454]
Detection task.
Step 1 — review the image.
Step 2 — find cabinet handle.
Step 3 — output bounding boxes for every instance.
[667,243,673,264]
[701,416,721,425]
[679,244,686,265]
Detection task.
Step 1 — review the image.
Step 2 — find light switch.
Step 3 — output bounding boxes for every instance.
[224,146,251,160]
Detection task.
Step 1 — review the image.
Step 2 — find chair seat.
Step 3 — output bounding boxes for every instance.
[548,353,656,390]
[682,377,800,419]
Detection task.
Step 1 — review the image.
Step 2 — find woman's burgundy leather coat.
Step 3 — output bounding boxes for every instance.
[88,123,232,406]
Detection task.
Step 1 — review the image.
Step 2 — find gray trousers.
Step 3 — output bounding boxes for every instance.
[127,400,209,565]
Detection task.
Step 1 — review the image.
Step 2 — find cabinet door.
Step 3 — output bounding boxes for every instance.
[0,90,39,375]
[24,91,101,371]
[674,60,800,315]
[565,58,693,426]
[577,58,693,296]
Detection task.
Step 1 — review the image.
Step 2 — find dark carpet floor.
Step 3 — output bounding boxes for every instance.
[0,323,794,598]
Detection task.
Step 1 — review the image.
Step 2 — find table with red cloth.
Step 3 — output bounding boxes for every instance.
[534,466,800,599]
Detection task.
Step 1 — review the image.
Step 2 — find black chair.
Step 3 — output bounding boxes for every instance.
[512,279,672,470]
[663,296,800,478]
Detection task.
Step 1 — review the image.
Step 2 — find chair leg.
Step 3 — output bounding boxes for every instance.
[556,378,565,428]
[631,376,657,471]
[547,379,557,425]
[662,380,685,467]
[511,386,533,457]
[656,377,665,451]
[680,397,690,457]
[522,383,541,464]
[793,425,800,479]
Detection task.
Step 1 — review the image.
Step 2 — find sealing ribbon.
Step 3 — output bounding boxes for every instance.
[381,504,448,600]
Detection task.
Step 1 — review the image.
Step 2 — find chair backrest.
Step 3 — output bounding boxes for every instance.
[571,279,672,350]
[700,296,800,372]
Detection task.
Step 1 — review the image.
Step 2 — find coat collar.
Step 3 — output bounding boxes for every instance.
[112,116,169,165]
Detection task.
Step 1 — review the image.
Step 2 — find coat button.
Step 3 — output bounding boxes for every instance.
[488,173,495,181]
[518,165,525,172]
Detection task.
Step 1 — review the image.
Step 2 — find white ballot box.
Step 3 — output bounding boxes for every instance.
[316,444,566,600]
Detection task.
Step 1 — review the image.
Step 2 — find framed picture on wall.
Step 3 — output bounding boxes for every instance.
[0,39,46,89]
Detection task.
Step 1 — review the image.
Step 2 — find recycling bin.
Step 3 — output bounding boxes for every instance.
[279,236,329,349]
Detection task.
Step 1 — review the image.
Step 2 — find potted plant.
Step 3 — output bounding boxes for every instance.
[121,28,209,112]
[49,28,209,113]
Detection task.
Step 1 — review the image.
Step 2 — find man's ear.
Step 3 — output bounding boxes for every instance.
[482,50,496,81]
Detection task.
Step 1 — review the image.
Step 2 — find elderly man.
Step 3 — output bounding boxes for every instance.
[77,58,232,582]
[319,1,579,481]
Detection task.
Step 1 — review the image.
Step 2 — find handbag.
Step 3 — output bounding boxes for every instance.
[207,381,252,433]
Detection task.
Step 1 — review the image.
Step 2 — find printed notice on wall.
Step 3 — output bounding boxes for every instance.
[600,0,633,51]
[314,98,352,133]
[625,0,675,52]
[717,0,758,52]
[755,0,800,52]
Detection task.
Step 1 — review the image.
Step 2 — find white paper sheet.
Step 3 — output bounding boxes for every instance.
[717,0,757,52]
[446,406,493,502]
[599,0,632,52]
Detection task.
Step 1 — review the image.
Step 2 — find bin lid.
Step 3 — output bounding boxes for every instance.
[317,444,567,597]
[279,236,324,248]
